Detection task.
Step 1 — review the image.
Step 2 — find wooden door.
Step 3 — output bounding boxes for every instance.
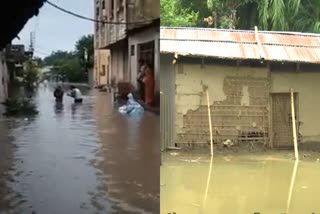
[271,93,298,148]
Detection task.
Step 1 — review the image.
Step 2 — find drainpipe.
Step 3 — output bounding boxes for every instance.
[254,26,265,61]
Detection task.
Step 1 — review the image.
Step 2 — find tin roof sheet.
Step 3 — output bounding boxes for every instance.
[160,27,320,64]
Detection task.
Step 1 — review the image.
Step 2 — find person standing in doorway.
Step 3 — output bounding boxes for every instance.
[137,59,146,101]
[143,63,155,105]
[67,85,83,103]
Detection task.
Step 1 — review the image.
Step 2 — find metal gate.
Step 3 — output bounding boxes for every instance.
[160,54,176,151]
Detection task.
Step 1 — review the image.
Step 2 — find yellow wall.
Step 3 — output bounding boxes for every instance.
[271,71,320,142]
[94,49,111,86]
[175,63,269,135]
[174,62,320,144]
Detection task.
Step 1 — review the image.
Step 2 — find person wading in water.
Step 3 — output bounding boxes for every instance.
[67,85,83,103]
[53,86,64,102]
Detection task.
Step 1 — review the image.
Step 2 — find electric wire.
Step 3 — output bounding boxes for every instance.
[46,0,158,25]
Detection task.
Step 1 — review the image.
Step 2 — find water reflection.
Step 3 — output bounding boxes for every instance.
[71,103,80,116]
[0,88,160,214]
[54,102,64,114]
[286,160,299,214]
[94,92,160,214]
[161,152,320,214]
[0,119,14,211]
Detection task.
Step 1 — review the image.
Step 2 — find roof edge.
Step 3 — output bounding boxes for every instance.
[160,26,320,37]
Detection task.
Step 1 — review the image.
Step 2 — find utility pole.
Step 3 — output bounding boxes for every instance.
[84,47,89,83]
[29,32,35,52]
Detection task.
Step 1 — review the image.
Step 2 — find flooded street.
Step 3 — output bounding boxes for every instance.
[0,86,159,214]
[161,151,320,214]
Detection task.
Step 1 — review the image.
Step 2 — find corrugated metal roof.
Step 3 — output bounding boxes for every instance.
[160,27,320,64]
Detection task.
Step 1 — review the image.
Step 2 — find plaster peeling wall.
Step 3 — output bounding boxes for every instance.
[175,63,269,145]
[271,71,320,143]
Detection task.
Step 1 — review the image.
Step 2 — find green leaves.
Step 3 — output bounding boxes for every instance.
[23,61,40,88]
[269,0,286,30]
[75,35,94,68]
[160,0,199,27]
[161,0,319,33]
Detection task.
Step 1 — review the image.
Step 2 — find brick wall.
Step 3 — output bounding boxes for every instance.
[175,64,270,147]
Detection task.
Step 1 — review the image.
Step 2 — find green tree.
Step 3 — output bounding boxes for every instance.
[44,50,85,82]
[33,56,44,67]
[43,50,75,66]
[293,0,320,33]
[160,0,199,27]
[23,60,40,88]
[75,35,94,69]
[179,0,210,26]
[163,0,319,33]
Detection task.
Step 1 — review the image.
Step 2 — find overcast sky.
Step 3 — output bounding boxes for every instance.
[13,0,93,58]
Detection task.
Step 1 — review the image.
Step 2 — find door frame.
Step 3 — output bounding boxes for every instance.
[270,92,299,148]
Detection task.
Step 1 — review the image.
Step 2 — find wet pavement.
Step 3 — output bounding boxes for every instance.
[0,85,159,214]
[161,151,320,214]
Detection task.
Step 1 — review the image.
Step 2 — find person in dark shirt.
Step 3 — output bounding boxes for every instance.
[137,59,146,101]
[54,86,64,102]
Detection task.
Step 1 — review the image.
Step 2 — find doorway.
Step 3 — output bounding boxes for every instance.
[271,93,299,148]
[138,41,154,67]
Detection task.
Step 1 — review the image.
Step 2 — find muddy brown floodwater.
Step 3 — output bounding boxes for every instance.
[161,151,320,214]
[0,85,159,214]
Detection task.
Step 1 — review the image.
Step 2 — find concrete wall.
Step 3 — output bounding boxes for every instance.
[128,0,160,24]
[271,71,320,143]
[128,26,160,90]
[94,49,111,86]
[111,43,128,84]
[175,63,269,145]
[0,51,9,115]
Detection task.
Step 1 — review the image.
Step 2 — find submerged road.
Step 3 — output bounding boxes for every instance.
[0,86,159,214]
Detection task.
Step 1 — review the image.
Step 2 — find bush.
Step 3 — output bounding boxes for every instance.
[2,97,39,117]
[23,61,40,88]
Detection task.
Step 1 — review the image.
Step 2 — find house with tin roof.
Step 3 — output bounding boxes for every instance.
[160,26,320,151]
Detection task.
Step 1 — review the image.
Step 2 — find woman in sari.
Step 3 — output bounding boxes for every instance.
[143,63,155,105]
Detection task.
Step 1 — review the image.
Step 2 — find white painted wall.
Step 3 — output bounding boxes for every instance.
[128,26,160,91]
[271,71,320,143]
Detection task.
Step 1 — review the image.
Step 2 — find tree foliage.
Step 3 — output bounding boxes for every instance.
[75,35,94,68]
[44,51,84,82]
[161,0,320,33]
[43,34,94,83]
[23,60,40,88]
[160,0,199,27]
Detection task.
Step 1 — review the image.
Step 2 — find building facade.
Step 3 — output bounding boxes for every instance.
[94,0,127,86]
[0,51,8,101]
[94,49,110,86]
[127,0,160,91]
[160,27,320,150]
[94,0,160,95]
